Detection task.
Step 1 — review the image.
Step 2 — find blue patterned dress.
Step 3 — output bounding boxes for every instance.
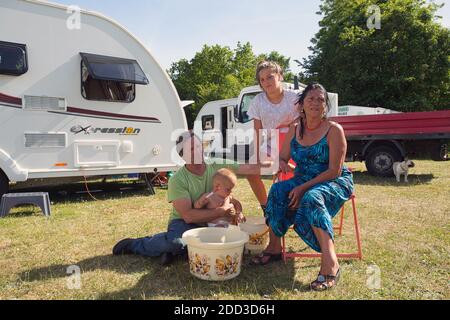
[265,130,354,252]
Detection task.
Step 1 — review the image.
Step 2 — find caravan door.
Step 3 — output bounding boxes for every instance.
[221,105,235,154]
[232,91,259,161]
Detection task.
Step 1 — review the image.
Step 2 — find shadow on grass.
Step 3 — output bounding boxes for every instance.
[100,258,302,299]
[18,254,155,282]
[18,251,308,299]
[352,171,434,186]
[3,181,164,217]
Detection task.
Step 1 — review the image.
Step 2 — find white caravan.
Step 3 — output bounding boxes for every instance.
[338,105,400,116]
[193,83,338,161]
[195,98,237,158]
[0,0,189,195]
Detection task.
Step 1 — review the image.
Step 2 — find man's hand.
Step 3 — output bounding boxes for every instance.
[260,159,274,168]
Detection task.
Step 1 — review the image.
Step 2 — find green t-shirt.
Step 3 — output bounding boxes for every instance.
[167,159,240,222]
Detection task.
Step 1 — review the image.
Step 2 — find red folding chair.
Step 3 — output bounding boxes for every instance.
[281,193,363,262]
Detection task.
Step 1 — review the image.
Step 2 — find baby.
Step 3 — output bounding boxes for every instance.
[194,168,245,227]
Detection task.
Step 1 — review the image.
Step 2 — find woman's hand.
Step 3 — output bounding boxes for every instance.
[279,159,294,174]
[288,185,306,209]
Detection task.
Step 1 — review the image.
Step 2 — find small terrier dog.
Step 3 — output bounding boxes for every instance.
[393,158,415,183]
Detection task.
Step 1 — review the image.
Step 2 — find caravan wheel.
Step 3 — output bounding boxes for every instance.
[0,171,9,198]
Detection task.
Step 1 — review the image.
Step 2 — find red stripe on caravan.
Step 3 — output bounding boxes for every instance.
[0,93,22,105]
[67,107,161,122]
[0,92,161,123]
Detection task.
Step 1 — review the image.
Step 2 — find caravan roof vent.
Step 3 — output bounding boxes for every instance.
[24,133,67,148]
[23,95,67,111]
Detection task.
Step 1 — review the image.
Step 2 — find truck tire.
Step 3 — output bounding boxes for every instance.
[365,146,402,177]
[431,143,448,161]
[0,171,9,198]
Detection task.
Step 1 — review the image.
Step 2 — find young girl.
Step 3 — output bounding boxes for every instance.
[246,61,300,212]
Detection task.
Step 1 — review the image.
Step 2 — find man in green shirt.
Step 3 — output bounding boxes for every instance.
[113,131,268,265]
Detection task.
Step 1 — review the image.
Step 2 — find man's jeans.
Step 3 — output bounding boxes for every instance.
[130,219,201,257]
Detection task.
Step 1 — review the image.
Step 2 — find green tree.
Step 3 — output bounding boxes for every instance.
[168,42,293,127]
[300,0,450,111]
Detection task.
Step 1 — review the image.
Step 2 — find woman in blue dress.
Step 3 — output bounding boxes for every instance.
[251,83,354,291]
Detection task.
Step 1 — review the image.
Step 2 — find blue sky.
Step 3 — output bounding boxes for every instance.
[54,0,450,75]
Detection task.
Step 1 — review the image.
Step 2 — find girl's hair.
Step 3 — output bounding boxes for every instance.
[297,83,331,139]
[255,60,283,85]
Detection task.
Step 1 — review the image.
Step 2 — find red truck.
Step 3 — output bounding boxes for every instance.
[332,110,450,176]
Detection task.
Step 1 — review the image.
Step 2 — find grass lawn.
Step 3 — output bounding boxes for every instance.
[0,160,449,300]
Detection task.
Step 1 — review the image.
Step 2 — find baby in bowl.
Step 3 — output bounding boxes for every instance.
[194,168,245,227]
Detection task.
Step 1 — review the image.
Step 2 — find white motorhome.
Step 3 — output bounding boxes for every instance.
[194,83,338,161]
[195,98,237,158]
[338,105,400,116]
[0,0,189,195]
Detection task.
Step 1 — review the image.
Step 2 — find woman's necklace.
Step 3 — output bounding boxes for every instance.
[306,120,323,131]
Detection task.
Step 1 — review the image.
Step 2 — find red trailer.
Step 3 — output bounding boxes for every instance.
[331,110,450,176]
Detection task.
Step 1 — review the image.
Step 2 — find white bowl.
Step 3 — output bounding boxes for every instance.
[239,216,269,255]
[182,226,249,281]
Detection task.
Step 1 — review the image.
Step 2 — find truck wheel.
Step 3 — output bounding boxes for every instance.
[365,146,401,177]
[431,143,448,161]
[0,171,9,198]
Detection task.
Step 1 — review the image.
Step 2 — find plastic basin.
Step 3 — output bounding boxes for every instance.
[182,226,249,281]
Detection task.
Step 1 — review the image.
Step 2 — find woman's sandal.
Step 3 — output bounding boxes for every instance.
[250,252,282,266]
[310,269,341,291]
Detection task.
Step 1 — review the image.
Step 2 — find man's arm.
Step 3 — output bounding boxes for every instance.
[173,198,234,225]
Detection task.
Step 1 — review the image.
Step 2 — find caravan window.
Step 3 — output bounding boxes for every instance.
[80,53,149,103]
[202,115,215,131]
[0,41,28,76]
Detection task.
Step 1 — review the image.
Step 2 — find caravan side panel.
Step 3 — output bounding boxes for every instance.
[0,0,187,181]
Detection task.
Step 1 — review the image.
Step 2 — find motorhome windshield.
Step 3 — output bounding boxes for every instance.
[239,92,259,123]
[0,41,28,76]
